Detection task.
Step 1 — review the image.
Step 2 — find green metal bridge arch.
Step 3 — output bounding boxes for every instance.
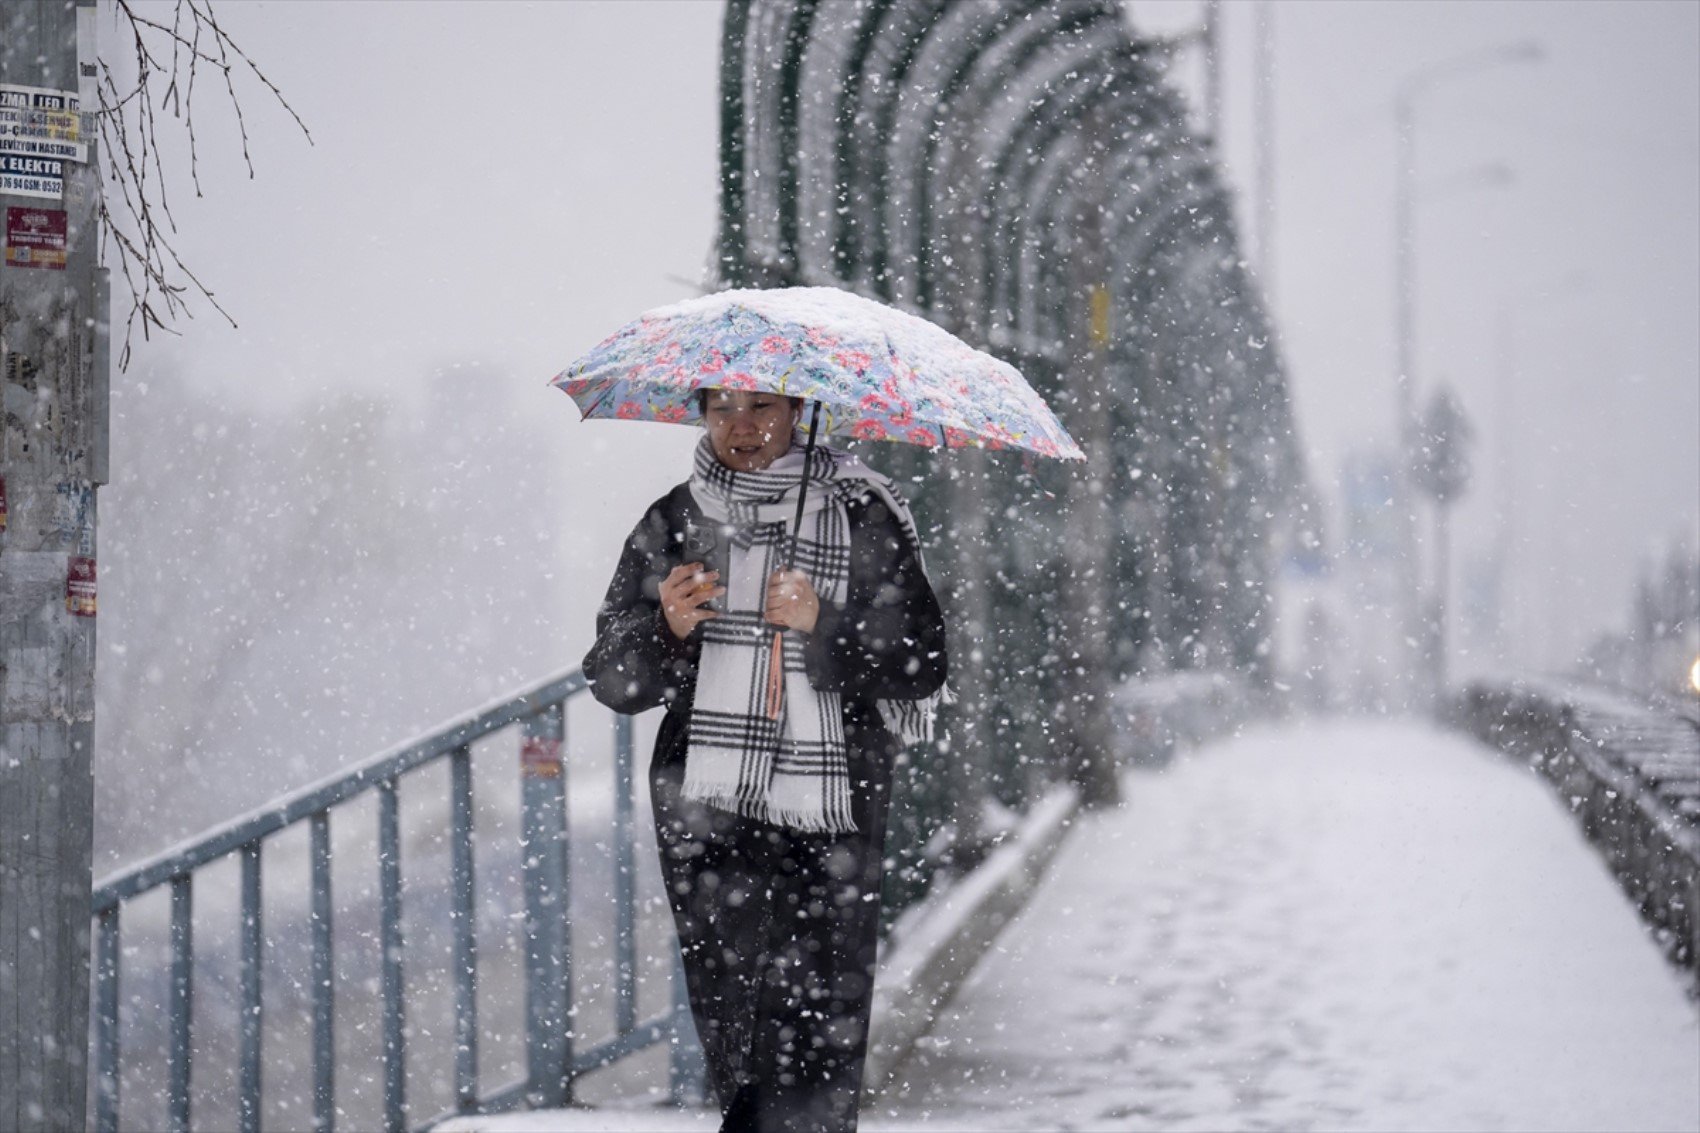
[716,0,1306,840]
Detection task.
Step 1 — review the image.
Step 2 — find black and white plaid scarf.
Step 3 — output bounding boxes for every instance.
[684,432,940,834]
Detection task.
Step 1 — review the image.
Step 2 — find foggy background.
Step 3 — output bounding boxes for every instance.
[97,0,1698,866]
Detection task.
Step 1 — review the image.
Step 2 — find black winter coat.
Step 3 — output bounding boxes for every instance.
[584,481,947,1133]
[584,482,949,763]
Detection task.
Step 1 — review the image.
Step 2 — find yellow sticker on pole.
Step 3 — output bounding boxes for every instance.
[1089,284,1111,348]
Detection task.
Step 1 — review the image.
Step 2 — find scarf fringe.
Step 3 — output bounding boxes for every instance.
[680,777,858,835]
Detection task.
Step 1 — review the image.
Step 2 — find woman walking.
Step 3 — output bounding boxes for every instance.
[584,387,948,1132]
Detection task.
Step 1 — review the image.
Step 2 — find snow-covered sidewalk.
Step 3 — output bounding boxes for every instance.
[447,719,1699,1132]
[873,719,1699,1132]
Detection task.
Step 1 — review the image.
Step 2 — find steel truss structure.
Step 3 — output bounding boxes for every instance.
[716,0,1307,836]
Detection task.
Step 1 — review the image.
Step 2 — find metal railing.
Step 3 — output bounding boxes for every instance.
[1456,677,1700,973]
[89,668,704,1132]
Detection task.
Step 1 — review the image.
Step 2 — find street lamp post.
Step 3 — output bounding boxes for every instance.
[1391,40,1541,707]
[1489,273,1590,673]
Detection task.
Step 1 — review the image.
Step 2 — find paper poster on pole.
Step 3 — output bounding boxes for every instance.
[0,84,79,113]
[5,207,67,269]
[67,555,97,617]
[520,735,563,778]
[0,83,89,167]
[0,136,86,163]
[0,154,64,200]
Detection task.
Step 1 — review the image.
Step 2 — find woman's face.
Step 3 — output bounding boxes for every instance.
[704,390,802,473]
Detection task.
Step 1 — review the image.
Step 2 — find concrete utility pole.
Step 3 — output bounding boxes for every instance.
[1252,0,1275,291]
[1391,85,1423,700]
[1061,97,1120,809]
[1201,0,1222,145]
[1,2,108,1129]
[944,442,991,850]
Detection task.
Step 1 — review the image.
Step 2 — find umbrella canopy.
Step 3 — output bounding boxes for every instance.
[551,286,1083,461]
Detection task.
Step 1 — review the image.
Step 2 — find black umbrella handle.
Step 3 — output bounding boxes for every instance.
[784,401,823,573]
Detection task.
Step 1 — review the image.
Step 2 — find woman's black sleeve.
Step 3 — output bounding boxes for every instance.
[583,501,700,715]
[803,494,948,701]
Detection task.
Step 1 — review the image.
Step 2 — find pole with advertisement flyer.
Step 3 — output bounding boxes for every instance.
[0,3,108,1130]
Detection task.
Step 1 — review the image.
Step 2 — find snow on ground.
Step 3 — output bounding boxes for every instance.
[448,719,1700,1132]
[875,719,1700,1132]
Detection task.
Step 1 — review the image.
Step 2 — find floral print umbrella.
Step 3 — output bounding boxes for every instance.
[550,286,1083,461]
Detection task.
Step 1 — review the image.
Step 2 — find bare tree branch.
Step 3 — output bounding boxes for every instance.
[97,0,311,368]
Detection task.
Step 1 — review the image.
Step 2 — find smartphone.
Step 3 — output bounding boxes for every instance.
[683,522,719,569]
[682,523,724,607]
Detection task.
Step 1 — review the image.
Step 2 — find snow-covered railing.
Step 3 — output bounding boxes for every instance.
[1108,669,1255,768]
[1457,677,1700,973]
[88,668,703,1133]
[863,784,1081,1094]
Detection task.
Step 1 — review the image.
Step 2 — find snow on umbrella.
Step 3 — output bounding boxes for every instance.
[550,285,1084,461]
[551,285,1082,720]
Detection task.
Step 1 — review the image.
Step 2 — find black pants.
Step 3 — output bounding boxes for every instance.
[650,718,893,1133]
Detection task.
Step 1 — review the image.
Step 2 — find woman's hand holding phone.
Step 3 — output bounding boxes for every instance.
[660,563,724,640]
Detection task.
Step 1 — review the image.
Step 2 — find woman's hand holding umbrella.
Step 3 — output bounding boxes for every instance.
[764,569,819,634]
[660,563,723,641]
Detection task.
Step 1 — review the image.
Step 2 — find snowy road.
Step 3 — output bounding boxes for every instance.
[873,720,1700,1132]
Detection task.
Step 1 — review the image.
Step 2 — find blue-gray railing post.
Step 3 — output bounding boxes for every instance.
[667,944,706,1105]
[613,714,637,1036]
[94,906,120,1133]
[377,776,407,1133]
[169,875,193,1133]
[238,842,263,1133]
[310,810,336,1133]
[521,703,572,1108]
[450,744,480,1112]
